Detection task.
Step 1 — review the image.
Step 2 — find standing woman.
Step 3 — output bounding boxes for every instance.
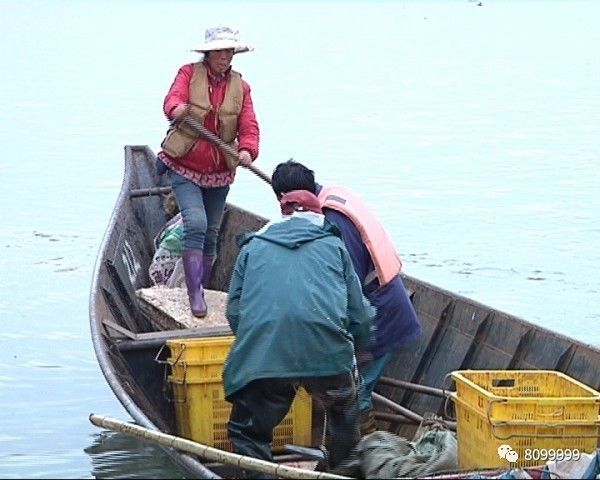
[157,25,260,317]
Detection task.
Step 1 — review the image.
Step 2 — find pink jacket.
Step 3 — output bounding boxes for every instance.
[160,62,260,185]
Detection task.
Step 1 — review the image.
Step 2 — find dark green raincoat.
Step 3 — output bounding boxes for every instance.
[223,215,375,399]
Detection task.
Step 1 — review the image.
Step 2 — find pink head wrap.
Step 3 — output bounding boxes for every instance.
[279,190,323,215]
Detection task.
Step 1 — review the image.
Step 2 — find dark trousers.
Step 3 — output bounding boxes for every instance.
[227,373,359,477]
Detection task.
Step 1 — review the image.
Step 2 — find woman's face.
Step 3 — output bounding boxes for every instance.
[206,48,235,75]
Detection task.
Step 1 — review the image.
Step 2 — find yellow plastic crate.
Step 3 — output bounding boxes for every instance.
[450,370,600,469]
[167,336,236,382]
[166,336,313,452]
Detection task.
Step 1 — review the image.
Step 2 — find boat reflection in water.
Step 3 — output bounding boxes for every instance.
[84,431,184,479]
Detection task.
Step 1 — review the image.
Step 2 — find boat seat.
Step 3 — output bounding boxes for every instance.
[115,324,233,351]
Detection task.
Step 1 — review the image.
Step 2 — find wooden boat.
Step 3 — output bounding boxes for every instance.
[89,145,600,478]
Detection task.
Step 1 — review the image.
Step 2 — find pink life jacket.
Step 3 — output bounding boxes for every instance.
[317,184,403,287]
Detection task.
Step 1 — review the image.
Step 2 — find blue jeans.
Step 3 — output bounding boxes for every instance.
[357,351,394,412]
[169,171,229,254]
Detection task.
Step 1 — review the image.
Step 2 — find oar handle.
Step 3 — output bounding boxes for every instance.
[177,115,272,185]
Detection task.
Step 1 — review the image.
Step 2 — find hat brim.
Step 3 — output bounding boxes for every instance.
[192,39,253,54]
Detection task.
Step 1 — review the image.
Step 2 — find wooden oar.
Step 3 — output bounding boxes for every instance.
[178,116,272,185]
[89,414,351,480]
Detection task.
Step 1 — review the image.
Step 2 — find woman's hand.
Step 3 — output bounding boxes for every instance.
[238,150,253,166]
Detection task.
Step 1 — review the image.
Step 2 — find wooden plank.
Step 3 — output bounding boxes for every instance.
[117,326,233,351]
[462,312,532,370]
[406,298,491,417]
[102,318,138,340]
[508,329,573,370]
[565,345,600,391]
[135,325,232,341]
[386,284,454,384]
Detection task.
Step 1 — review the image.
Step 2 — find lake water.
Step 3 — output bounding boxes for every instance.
[1,0,598,477]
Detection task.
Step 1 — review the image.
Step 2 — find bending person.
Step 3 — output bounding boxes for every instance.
[271,160,422,435]
[223,190,375,476]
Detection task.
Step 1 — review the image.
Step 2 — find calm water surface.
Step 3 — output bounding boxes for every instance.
[1,0,599,477]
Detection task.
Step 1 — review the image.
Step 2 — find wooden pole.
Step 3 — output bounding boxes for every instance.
[89,414,351,480]
[179,116,273,185]
[378,376,449,398]
[372,392,424,423]
[373,411,417,424]
[371,394,456,431]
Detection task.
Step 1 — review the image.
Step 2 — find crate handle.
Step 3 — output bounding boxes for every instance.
[174,363,189,404]
[165,376,188,404]
[535,408,565,417]
[154,343,169,365]
[485,398,508,423]
[491,378,515,388]
[490,421,600,440]
[444,392,458,421]
[154,343,189,403]
[155,343,173,402]
[487,400,600,439]
[486,400,571,423]
[441,373,457,421]
[161,373,188,404]
[452,395,600,440]
[154,344,189,404]
[153,342,187,367]
[155,343,187,367]
[165,366,188,405]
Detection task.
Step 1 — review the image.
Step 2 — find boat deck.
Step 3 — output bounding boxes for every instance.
[136,287,230,331]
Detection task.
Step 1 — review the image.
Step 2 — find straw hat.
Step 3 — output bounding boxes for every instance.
[192,25,253,54]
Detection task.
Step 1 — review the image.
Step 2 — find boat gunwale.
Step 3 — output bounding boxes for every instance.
[88,145,220,478]
[89,145,600,478]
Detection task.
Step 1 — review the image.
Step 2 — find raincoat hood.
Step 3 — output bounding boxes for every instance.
[237,216,340,250]
[223,210,376,399]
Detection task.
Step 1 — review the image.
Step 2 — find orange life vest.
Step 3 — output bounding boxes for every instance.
[317,184,403,287]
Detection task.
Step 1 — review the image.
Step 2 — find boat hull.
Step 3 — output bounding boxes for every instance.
[89,146,600,478]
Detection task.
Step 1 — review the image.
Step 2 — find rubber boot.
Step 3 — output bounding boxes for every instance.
[201,254,215,288]
[182,249,207,317]
[314,447,330,472]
